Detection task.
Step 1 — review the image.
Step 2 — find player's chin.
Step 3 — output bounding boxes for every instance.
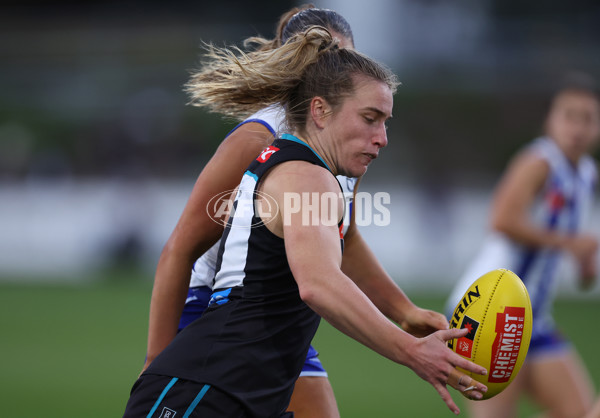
[349,165,369,178]
[351,157,374,176]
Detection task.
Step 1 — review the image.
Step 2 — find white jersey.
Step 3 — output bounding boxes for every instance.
[446,137,597,338]
[190,106,358,288]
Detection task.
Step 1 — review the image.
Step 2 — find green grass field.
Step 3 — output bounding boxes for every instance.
[1,274,598,417]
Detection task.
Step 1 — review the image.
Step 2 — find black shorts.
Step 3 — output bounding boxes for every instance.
[123,374,294,418]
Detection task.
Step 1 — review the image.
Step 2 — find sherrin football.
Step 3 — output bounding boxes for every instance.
[448,269,532,399]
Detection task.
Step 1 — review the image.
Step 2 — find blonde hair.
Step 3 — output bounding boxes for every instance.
[186,26,398,131]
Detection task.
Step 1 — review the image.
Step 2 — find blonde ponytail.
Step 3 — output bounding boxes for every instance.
[185,26,337,120]
[186,25,398,130]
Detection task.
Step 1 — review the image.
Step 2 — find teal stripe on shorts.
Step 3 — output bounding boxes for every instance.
[147,377,178,418]
[183,384,211,418]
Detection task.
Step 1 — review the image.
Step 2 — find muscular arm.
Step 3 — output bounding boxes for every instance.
[143,123,273,370]
[341,181,448,336]
[263,162,487,414]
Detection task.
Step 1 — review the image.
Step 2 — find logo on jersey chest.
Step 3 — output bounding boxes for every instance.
[257,145,280,163]
[546,189,566,211]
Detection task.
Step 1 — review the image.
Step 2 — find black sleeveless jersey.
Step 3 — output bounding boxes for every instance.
[144,134,344,418]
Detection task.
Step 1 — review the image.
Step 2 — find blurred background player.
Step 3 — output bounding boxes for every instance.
[142,5,455,418]
[446,73,600,418]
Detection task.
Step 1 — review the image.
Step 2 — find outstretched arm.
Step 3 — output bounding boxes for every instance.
[143,123,273,371]
[263,162,487,415]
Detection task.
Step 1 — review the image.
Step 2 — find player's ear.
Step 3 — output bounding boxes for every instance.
[310,96,332,129]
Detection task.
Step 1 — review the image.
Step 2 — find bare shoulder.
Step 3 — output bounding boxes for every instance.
[502,148,550,190]
[216,122,274,158]
[509,148,549,174]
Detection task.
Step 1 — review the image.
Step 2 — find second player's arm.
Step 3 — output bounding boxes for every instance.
[143,123,273,370]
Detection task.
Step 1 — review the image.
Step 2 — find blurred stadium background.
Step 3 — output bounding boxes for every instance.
[1,1,599,417]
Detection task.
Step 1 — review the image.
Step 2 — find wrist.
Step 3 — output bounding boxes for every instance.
[390,328,418,366]
[388,293,417,325]
[548,232,570,250]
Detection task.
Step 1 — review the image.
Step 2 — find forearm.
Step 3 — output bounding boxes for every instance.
[493,217,572,250]
[144,249,195,367]
[300,270,415,366]
[341,229,414,324]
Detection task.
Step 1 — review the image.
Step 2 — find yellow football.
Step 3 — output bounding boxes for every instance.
[448,269,532,399]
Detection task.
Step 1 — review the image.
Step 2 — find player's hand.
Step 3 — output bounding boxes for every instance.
[400,306,449,337]
[407,328,487,415]
[579,252,597,290]
[139,358,152,377]
[563,235,598,290]
[447,367,487,401]
[563,234,598,265]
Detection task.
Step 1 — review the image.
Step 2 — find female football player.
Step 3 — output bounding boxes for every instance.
[142,6,458,418]
[125,25,487,417]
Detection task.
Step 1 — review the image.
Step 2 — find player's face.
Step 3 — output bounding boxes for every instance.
[546,90,600,162]
[327,75,393,178]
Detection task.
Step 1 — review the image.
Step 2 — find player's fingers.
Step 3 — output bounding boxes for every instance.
[436,327,468,342]
[433,382,461,415]
[429,310,450,330]
[453,355,487,377]
[447,369,486,400]
[446,367,463,387]
[461,382,486,401]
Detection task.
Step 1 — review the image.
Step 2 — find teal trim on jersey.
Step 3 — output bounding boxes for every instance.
[209,288,232,306]
[183,384,211,418]
[244,170,258,181]
[147,377,178,418]
[281,133,332,171]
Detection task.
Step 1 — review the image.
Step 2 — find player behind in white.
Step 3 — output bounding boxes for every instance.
[446,74,600,418]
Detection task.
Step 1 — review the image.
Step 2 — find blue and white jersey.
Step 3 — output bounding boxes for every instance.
[446,137,597,338]
[190,107,358,289]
